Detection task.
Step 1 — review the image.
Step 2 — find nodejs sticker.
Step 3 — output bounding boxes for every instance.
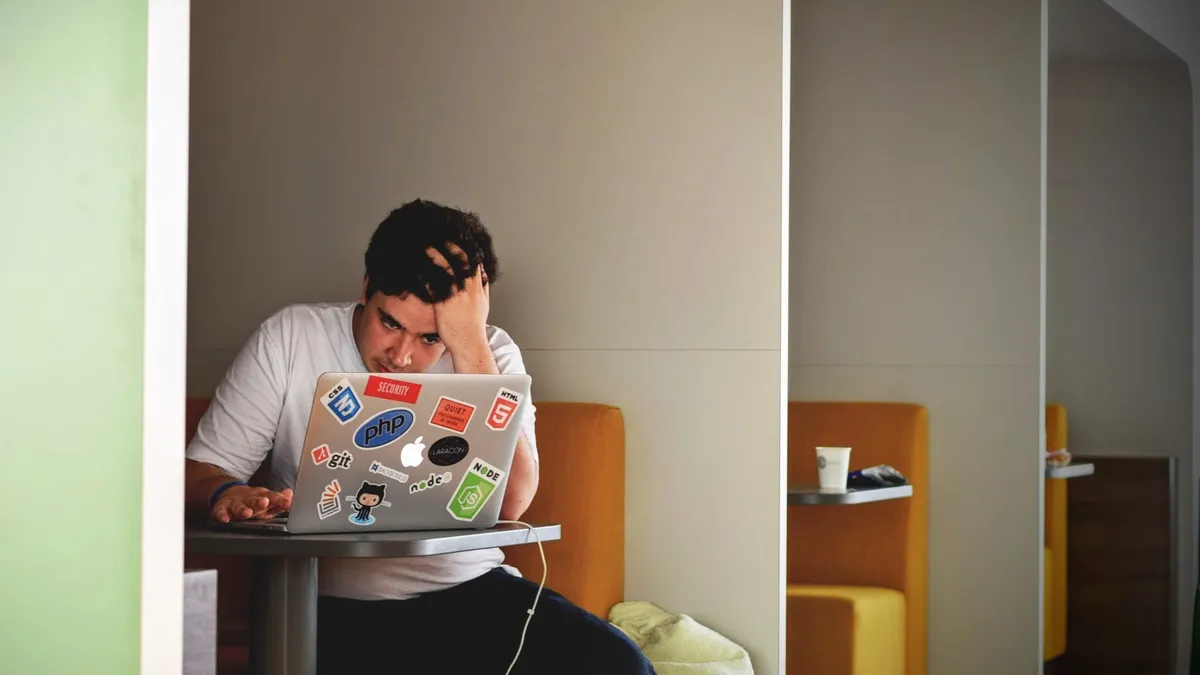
[429,397,476,434]
[408,471,453,495]
[364,376,422,404]
[346,481,391,526]
[446,458,506,522]
[428,436,470,467]
[317,479,342,520]
[353,407,415,449]
[486,387,523,431]
[369,460,409,484]
[322,377,362,425]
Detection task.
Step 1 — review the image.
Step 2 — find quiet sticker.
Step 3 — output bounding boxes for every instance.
[321,377,362,425]
[486,387,523,431]
[317,479,342,520]
[364,376,422,404]
[446,458,506,522]
[429,397,476,434]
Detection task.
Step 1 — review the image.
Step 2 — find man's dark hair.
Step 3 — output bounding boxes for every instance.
[363,199,500,304]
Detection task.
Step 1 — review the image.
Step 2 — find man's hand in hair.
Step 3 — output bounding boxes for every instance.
[427,244,494,371]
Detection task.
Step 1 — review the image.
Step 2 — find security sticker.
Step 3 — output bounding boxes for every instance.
[364,376,422,404]
[428,436,469,467]
[317,479,342,520]
[346,481,391,526]
[446,458,506,521]
[486,387,523,431]
[322,377,362,425]
[429,397,476,434]
[368,460,409,485]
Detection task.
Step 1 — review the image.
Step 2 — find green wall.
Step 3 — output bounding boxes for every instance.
[0,2,147,673]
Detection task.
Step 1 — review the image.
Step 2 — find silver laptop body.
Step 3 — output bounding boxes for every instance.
[229,371,531,535]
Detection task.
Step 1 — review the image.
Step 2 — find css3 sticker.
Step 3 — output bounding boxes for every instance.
[486,387,523,431]
[353,407,415,449]
[346,481,391,526]
[446,458,506,521]
[322,377,362,425]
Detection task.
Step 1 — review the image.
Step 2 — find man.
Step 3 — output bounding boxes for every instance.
[184,199,654,674]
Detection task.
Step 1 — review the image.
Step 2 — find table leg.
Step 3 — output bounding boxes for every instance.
[249,556,318,675]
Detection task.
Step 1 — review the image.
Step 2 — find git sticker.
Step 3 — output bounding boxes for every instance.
[364,376,422,404]
[317,479,342,520]
[321,377,362,425]
[486,387,523,431]
[311,444,332,466]
[446,458,506,522]
[429,397,476,434]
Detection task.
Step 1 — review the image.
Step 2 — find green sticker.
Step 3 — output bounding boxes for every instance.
[446,458,506,521]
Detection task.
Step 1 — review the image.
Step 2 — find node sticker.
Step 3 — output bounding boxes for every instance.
[446,458,506,522]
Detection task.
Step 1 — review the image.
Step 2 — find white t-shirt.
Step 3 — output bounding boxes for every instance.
[186,301,539,600]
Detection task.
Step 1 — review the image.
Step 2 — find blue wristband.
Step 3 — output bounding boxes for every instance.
[209,479,248,511]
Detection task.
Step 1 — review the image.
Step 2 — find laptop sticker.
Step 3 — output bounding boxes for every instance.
[364,376,422,404]
[428,436,470,467]
[346,481,392,526]
[429,396,476,434]
[447,458,506,522]
[311,444,332,466]
[327,450,353,470]
[353,407,415,450]
[321,377,363,425]
[368,460,409,485]
[399,436,426,468]
[408,471,453,495]
[317,479,342,520]
[485,387,523,431]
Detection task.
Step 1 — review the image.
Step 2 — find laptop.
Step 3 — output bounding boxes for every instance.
[226,371,531,534]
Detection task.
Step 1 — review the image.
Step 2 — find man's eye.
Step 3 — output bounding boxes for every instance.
[421,336,441,346]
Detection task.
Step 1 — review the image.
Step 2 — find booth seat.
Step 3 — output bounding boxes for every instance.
[1044,403,1069,661]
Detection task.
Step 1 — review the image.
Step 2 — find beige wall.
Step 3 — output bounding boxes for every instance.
[1047,56,1193,669]
[189,1,787,671]
[789,1,1045,673]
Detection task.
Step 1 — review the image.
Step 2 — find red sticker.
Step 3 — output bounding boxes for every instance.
[364,376,422,404]
[486,387,523,431]
[429,397,476,434]
[311,444,332,465]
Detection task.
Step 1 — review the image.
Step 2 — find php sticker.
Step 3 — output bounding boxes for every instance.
[311,444,332,466]
[364,375,422,404]
[353,407,415,449]
[346,481,391,526]
[408,471,453,495]
[486,387,523,431]
[429,397,476,434]
[428,436,470,467]
[368,460,409,485]
[446,458,506,521]
[321,377,362,425]
[317,479,342,520]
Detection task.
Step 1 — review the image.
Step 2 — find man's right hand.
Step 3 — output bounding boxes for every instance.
[211,485,294,523]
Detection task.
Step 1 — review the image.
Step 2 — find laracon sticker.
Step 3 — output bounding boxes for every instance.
[317,479,342,520]
[322,377,362,425]
[368,460,409,484]
[486,387,523,431]
[311,444,332,466]
[429,397,476,434]
[346,481,391,526]
[327,450,353,470]
[364,376,422,404]
[353,407,415,449]
[446,458,506,521]
[428,436,470,467]
[408,471,453,494]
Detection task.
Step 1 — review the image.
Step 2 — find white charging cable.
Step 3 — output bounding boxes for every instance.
[496,520,547,675]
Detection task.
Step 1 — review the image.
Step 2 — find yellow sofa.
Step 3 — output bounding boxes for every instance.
[1044,403,1068,660]
[787,402,929,675]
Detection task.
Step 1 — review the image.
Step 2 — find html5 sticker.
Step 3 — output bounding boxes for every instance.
[364,375,422,404]
[486,387,523,431]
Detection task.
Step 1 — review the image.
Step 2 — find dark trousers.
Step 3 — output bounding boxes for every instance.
[317,568,656,674]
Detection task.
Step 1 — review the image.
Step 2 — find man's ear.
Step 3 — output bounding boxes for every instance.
[360,276,370,305]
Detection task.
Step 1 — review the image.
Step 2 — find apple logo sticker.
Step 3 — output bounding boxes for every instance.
[399,436,426,468]
[429,436,470,467]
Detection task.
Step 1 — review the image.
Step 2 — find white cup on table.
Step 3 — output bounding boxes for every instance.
[816,446,852,491]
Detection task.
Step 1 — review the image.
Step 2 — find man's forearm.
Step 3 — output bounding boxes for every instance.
[185,459,240,517]
[500,433,538,520]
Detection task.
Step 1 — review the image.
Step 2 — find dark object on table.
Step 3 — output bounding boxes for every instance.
[846,464,908,489]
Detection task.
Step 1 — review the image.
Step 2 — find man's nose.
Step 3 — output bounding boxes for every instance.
[388,335,415,368]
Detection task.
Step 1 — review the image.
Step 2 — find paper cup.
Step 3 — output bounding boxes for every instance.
[816,446,852,490]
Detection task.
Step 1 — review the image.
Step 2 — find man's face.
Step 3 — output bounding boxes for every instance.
[354,286,446,374]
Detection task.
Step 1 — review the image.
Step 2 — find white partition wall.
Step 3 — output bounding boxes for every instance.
[189,1,788,672]
[789,2,1046,674]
